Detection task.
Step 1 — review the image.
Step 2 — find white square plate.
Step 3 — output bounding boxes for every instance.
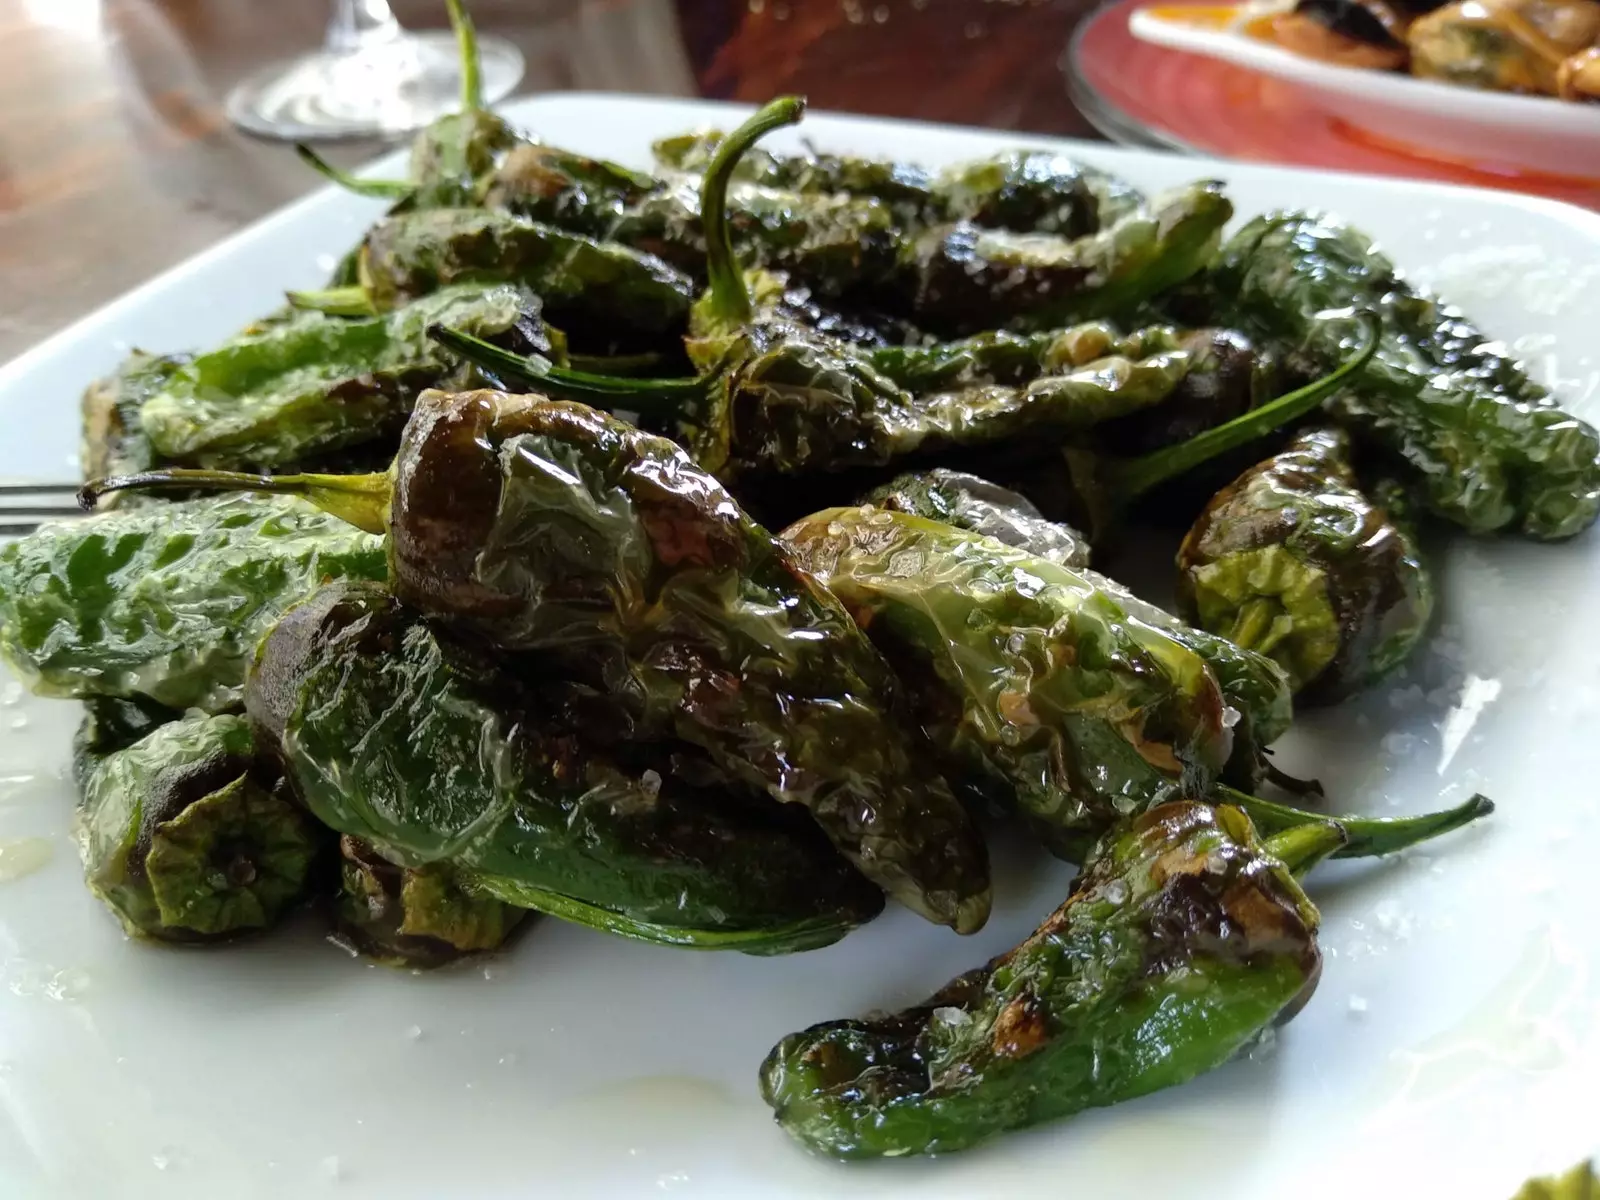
[0,95,1596,1200]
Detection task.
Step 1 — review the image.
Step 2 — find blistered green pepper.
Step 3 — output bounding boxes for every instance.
[81,351,188,482]
[249,581,885,952]
[759,801,1337,1158]
[784,505,1233,854]
[1178,427,1435,703]
[75,712,321,942]
[1204,210,1600,539]
[0,495,387,711]
[652,134,1144,236]
[95,390,993,934]
[135,283,542,470]
[333,836,527,969]
[896,180,1233,336]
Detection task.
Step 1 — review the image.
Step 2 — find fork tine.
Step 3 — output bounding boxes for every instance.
[0,483,81,494]
[0,483,90,535]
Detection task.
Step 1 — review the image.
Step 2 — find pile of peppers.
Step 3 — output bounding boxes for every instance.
[2,0,1592,1162]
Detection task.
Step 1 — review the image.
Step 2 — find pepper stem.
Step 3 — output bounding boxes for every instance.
[428,326,709,409]
[1108,314,1379,503]
[446,0,482,112]
[294,145,413,200]
[286,286,377,316]
[701,96,807,331]
[1262,820,1349,877]
[1219,785,1494,860]
[78,469,393,535]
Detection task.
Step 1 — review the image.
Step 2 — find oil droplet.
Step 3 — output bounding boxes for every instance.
[405,1024,424,1040]
[0,837,51,882]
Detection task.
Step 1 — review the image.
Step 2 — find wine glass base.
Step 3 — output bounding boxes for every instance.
[226,30,525,142]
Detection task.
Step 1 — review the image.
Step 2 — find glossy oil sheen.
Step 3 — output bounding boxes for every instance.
[0,95,1595,1199]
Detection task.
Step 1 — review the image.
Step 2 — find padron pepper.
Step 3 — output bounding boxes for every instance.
[1204,210,1600,539]
[81,350,188,482]
[893,179,1235,336]
[432,102,1352,486]
[784,504,1492,859]
[334,835,528,969]
[652,133,1145,236]
[759,801,1340,1158]
[290,207,695,351]
[135,283,545,471]
[87,392,993,934]
[1178,427,1435,703]
[0,495,387,712]
[74,711,322,942]
[1511,1161,1599,1200]
[248,581,886,952]
[863,467,1092,568]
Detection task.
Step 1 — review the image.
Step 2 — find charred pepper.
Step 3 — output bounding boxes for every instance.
[863,467,1093,568]
[1205,210,1600,539]
[759,801,1338,1158]
[1178,427,1435,703]
[249,581,885,952]
[0,495,387,711]
[334,835,527,969]
[136,283,544,470]
[75,712,321,941]
[91,392,993,934]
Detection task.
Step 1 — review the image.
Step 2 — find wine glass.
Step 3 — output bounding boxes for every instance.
[226,0,524,141]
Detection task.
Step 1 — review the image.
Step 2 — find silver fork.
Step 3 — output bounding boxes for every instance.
[0,483,87,537]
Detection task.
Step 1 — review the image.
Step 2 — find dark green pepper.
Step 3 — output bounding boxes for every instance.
[895,180,1234,336]
[333,835,527,969]
[137,283,543,470]
[759,801,1336,1158]
[1178,427,1435,703]
[652,134,1144,236]
[250,581,885,952]
[783,505,1233,852]
[96,391,993,934]
[1204,210,1600,539]
[81,351,188,482]
[74,712,321,942]
[0,495,387,712]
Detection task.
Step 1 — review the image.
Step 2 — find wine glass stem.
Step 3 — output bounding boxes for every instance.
[325,0,403,56]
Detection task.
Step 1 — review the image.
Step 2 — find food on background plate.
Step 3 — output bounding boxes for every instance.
[0,0,1592,1160]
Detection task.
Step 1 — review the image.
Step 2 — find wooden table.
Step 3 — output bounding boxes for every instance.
[0,0,1104,363]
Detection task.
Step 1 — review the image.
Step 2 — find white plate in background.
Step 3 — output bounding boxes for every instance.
[0,94,1597,1199]
[1129,3,1600,178]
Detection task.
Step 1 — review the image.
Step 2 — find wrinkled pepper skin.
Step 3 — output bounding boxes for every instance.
[1178,427,1435,704]
[0,496,387,711]
[652,135,1144,236]
[1209,210,1600,539]
[783,505,1232,857]
[334,836,527,969]
[75,712,321,941]
[863,468,1092,568]
[250,581,886,952]
[683,321,1199,480]
[137,284,543,470]
[897,181,1233,336]
[358,208,694,339]
[384,392,990,932]
[759,801,1325,1158]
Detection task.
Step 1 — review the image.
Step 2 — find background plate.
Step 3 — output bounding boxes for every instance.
[0,95,1597,1200]
[1129,3,1600,178]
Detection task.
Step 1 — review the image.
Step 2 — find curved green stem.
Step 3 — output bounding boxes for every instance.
[286,286,376,316]
[701,96,807,330]
[294,145,413,200]
[1220,785,1493,860]
[446,0,482,111]
[1110,313,1379,503]
[1262,820,1349,877]
[78,469,392,535]
[428,325,708,410]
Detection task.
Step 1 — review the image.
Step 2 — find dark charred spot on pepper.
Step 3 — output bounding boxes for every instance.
[990,989,1051,1059]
